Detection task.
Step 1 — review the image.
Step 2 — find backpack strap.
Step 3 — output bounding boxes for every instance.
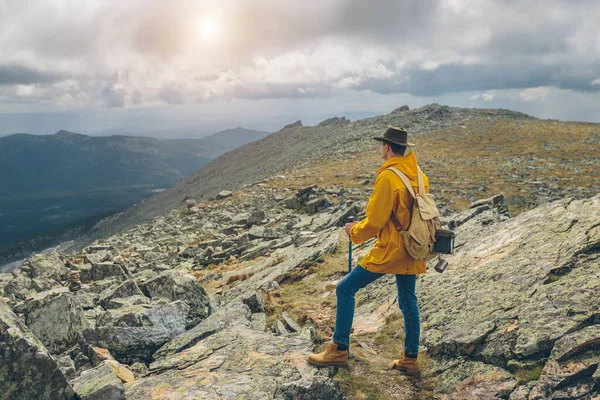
[417,166,426,196]
[385,167,416,232]
[386,167,416,198]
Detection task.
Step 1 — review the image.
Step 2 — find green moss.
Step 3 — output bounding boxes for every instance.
[514,365,543,383]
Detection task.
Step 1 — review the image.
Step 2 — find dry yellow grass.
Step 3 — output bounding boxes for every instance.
[261,118,599,215]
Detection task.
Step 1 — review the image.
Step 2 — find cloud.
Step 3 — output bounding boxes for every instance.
[470,93,495,102]
[519,87,551,102]
[0,65,64,84]
[158,86,184,105]
[0,0,600,110]
[101,85,126,108]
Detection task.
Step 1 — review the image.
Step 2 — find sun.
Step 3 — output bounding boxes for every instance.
[197,17,220,44]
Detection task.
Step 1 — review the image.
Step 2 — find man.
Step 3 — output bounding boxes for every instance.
[307,126,429,378]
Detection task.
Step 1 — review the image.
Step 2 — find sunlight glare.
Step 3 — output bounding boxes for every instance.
[197,16,220,44]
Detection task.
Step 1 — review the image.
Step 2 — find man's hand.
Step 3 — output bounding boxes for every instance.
[344,222,357,237]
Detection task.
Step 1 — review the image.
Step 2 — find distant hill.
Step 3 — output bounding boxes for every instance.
[0,127,269,197]
[0,127,269,263]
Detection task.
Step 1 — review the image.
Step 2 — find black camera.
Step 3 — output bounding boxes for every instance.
[434,229,455,254]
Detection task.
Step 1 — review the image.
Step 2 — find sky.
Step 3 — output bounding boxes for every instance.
[1,0,600,136]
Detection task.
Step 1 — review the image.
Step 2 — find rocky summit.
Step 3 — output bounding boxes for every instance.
[0,104,599,399]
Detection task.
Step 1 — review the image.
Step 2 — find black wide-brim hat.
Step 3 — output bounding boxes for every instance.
[373,126,415,147]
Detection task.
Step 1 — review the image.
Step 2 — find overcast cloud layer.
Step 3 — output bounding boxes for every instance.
[1,0,600,132]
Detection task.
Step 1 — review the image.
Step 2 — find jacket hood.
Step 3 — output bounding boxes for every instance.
[377,151,419,180]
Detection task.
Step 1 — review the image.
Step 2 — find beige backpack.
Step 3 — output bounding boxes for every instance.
[386,167,442,261]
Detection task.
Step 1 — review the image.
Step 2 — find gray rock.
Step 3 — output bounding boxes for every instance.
[83,325,173,364]
[3,271,34,301]
[392,105,410,112]
[275,377,344,400]
[97,301,189,334]
[84,251,111,266]
[153,301,251,360]
[71,361,125,400]
[99,280,145,309]
[90,262,127,282]
[247,226,265,239]
[26,251,69,281]
[88,244,113,252]
[529,325,600,399]
[250,313,267,332]
[470,193,509,216]
[0,300,76,399]
[129,362,149,378]
[85,300,191,364]
[23,292,88,354]
[241,291,265,313]
[305,197,333,215]
[216,190,233,200]
[281,311,301,333]
[127,328,339,400]
[138,270,212,328]
[55,354,77,381]
[508,383,534,400]
[240,241,274,261]
[271,320,289,335]
[260,281,281,292]
[104,295,150,310]
[222,228,339,304]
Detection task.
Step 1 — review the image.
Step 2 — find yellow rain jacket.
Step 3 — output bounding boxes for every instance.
[350,151,429,275]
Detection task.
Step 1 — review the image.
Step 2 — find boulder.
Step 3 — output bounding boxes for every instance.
[138,270,212,328]
[84,251,111,266]
[23,292,88,354]
[0,300,76,399]
[305,197,333,215]
[26,251,69,281]
[281,311,301,333]
[89,262,127,282]
[251,313,267,332]
[153,301,251,360]
[529,325,600,399]
[97,301,189,332]
[71,361,125,400]
[83,325,173,364]
[55,354,77,380]
[3,269,34,301]
[241,291,265,313]
[216,190,233,200]
[85,301,190,364]
[126,327,340,400]
[275,377,344,400]
[98,280,145,309]
[271,320,289,336]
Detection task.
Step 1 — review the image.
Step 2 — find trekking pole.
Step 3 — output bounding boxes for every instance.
[347,216,356,274]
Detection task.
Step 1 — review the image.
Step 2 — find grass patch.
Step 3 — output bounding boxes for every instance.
[225,272,254,284]
[334,367,390,399]
[514,365,544,384]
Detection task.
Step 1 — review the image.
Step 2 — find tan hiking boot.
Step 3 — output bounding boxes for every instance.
[387,355,421,378]
[307,343,348,367]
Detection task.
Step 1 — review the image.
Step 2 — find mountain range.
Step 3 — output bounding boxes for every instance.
[0,127,269,265]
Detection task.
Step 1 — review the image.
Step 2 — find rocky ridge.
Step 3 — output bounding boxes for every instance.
[63,103,538,252]
[0,182,367,399]
[1,169,599,398]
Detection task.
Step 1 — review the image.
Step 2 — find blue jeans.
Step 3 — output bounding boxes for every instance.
[332,265,420,357]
